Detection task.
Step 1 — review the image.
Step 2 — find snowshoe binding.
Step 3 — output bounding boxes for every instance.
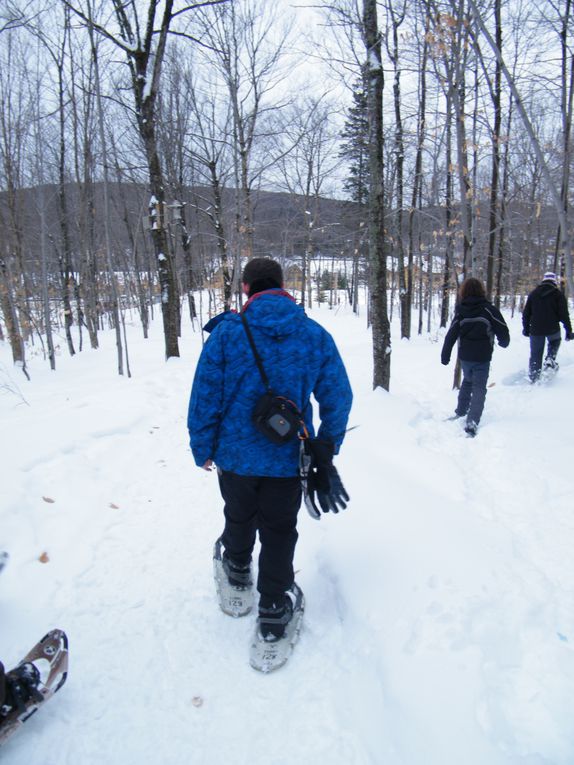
[250,583,304,673]
[213,538,254,617]
[0,629,68,746]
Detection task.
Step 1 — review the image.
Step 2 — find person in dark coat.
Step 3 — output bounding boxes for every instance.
[522,272,573,382]
[188,257,352,641]
[441,277,510,437]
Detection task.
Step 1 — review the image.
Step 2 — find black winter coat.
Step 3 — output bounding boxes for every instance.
[441,296,510,364]
[522,281,573,337]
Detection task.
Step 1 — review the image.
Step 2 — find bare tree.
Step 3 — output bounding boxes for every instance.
[548,0,574,278]
[363,0,391,390]
[409,9,429,333]
[385,0,410,338]
[160,51,235,311]
[481,0,502,301]
[0,30,32,373]
[86,0,124,374]
[277,97,342,307]
[197,0,293,287]
[66,0,228,358]
[467,0,574,294]
[28,5,78,356]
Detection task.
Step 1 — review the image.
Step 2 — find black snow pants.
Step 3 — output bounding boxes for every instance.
[218,470,302,603]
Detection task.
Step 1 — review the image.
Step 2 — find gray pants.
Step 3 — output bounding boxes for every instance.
[456,360,491,426]
[529,332,561,381]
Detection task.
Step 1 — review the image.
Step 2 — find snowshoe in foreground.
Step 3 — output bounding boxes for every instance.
[0,552,8,576]
[0,629,68,747]
[213,538,254,617]
[250,584,304,673]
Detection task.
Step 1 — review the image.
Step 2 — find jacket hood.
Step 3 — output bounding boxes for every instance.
[459,296,488,316]
[536,282,558,299]
[227,289,304,339]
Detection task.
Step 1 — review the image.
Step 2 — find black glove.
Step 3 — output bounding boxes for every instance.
[566,331,574,341]
[522,328,530,337]
[441,356,449,366]
[305,439,349,516]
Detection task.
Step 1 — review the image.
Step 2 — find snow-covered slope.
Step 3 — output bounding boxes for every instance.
[1,302,573,764]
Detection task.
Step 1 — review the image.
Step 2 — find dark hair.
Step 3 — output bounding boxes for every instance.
[459,277,486,301]
[242,257,283,297]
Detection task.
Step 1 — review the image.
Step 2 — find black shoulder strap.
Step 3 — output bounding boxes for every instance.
[241,313,271,392]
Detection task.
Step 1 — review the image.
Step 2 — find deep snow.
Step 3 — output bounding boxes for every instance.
[1,298,573,765]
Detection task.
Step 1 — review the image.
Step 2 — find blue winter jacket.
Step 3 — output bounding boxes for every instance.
[188,290,353,477]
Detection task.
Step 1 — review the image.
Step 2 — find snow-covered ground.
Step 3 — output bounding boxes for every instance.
[1,298,573,765]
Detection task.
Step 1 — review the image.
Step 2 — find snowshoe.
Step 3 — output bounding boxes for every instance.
[213,538,254,618]
[464,421,478,438]
[250,583,304,673]
[0,629,68,746]
[541,358,559,382]
[0,552,8,576]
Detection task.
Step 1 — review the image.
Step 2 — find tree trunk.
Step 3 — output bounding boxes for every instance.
[0,256,26,374]
[140,111,180,356]
[388,5,408,338]
[485,0,502,300]
[56,31,76,358]
[441,89,454,327]
[207,161,232,310]
[495,93,514,307]
[408,11,429,335]
[87,0,123,374]
[364,0,391,390]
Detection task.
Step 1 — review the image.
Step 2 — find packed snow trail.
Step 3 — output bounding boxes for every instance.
[1,305,573,764]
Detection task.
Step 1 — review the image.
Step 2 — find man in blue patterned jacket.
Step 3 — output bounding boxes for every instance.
[188,258,352,642]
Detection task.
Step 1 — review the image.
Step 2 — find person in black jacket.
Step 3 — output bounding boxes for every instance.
[441,277,510,437]
[522,272,573,382]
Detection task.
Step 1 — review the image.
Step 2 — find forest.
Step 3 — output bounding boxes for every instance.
[0,0,572,387]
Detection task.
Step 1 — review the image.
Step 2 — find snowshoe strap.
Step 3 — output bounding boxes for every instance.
[4,664,43,714]
[258,608,292,627]
[259,591,297,627]
[224,565,252,587]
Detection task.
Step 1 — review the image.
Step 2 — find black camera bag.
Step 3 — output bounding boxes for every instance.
[252,391,303,444]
